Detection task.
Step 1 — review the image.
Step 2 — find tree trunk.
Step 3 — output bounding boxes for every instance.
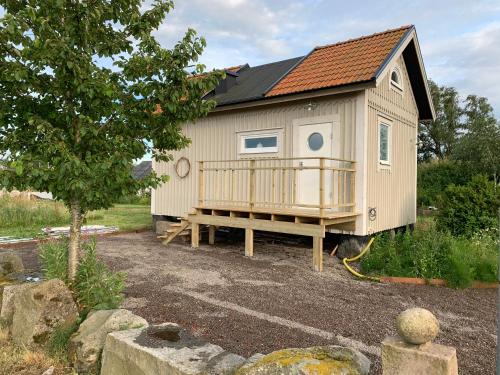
[68,200,82,281]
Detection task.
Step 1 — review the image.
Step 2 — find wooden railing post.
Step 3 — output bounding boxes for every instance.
[198,161,205,207]
[351,161,356,211]
[249,159,256,209]
[319,157,325,217]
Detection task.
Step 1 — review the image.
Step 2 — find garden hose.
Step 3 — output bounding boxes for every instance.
[342,238,381,282]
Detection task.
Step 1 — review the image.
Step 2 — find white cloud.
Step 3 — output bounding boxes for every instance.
[2,1,500,115]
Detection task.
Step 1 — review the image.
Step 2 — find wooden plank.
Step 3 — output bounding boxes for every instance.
[194,204,359,220]
[245,228,254,257]
[208,225,215,245]
[313,236,323,272]
[191,222,199,248]
[188,214,325,237]
[319,158,325,217]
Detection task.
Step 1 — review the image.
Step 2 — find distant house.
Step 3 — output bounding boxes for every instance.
[133,161,152,180]
[152,25,435,271]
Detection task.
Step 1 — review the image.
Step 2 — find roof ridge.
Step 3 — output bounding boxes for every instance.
[314,25,413,50]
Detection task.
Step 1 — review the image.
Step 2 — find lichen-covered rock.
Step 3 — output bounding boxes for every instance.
[0,252,24,276]
[69,309,148,374]
[235,346,370,375]
[396,308,439,345]
[10,279,79,346]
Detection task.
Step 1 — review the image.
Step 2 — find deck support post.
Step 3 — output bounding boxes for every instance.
[245,228,254,257]
[208,225,215,245]
[191,222,200,248]
[313,236,323,272]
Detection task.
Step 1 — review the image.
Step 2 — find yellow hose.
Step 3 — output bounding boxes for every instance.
[342,237,380,282]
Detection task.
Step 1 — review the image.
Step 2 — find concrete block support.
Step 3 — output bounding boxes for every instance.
[382,337,458,375]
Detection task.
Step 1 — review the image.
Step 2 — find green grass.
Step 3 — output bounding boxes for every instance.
[0,196,151,238]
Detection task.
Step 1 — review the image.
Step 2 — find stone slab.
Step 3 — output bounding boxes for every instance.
[101,326,244,375]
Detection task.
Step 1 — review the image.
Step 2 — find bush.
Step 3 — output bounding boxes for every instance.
[39,238,69,283]
[417,160,474,207]
[360,223,498,288]
[115,192,150,205]
[436,175,499,237]
[38,238,126,313]
[74,239,126,313]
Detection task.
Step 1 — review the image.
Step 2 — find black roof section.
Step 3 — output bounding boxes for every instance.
[205,56,304,107]
[132,161,152,180]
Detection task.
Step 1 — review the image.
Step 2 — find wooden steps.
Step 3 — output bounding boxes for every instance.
[157,219,190,245]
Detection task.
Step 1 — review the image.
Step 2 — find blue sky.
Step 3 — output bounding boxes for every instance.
[2,1,499,126]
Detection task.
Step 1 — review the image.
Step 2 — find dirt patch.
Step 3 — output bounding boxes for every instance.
[7,231,498,375]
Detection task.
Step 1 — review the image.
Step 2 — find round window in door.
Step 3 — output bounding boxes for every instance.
[307,132,324,151]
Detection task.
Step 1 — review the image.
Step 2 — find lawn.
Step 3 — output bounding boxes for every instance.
[0,196,151,238]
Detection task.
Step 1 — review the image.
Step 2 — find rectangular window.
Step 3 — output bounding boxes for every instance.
[241,133,279,154]
[379,122,390,165]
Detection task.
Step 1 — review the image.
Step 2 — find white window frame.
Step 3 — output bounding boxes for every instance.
[390,66,403,94]
[378,117,392,168]
[237,129,282,157]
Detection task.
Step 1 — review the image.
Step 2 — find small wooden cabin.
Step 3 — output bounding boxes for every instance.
[152,25,435,271]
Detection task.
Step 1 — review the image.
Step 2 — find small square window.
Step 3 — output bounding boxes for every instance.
[240,133,279,154]
[379,122,390,165]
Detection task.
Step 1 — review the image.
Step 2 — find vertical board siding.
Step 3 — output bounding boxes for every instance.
[153,95,357,218]
[366,55,419,233]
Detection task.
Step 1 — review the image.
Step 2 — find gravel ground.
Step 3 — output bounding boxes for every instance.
[10,231,498,374]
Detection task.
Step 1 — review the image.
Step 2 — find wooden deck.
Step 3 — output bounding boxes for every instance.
[183,157,358,272]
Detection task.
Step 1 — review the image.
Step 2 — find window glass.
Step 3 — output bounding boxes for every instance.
[244,136,277,149]
[241,133,279,154]
[379,123,389,163]
[308,132,324,151]
[391,71,399,84]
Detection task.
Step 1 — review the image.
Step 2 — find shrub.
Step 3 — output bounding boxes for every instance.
[74,239,126,313]
[38,238,126,313]
[39,238,69,283]
[115,192,150,205]
[360,223,498,288]
[436,175,499,237]
[417,160,474,207]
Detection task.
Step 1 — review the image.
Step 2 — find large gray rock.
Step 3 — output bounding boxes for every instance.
[0,283,30,330]
[235,346,370,375]
[336,238,366,259]
[0,252,23,276]
[396,308,439,345]
[69,309,148,374]
[101,323,245,375]
[10,279,79,346]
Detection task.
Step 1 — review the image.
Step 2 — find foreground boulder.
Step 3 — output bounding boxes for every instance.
[69,309,148,374]
[0,283,31,331]
[235,346,370,375]
[10,279,79,346]
[101,323,245,375]
[0,252,24,276]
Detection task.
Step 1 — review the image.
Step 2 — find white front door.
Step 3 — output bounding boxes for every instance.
[296,122,333,207]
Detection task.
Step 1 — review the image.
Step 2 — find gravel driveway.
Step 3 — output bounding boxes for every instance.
[13,230,498,374]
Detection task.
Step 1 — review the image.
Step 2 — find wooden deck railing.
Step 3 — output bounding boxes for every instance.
[198,157,356,215]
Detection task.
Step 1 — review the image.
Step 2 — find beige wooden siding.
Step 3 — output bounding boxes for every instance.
[153,95,358,218]
[366,55,419,233]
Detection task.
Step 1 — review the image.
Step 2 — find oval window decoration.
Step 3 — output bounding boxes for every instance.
[308,132,324,151]
[175,157,191,179]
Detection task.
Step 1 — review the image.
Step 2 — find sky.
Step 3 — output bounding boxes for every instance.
[1,0,499,115]
[146,0,500,118]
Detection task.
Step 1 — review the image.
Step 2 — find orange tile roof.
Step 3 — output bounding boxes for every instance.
[266,25,413,97]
